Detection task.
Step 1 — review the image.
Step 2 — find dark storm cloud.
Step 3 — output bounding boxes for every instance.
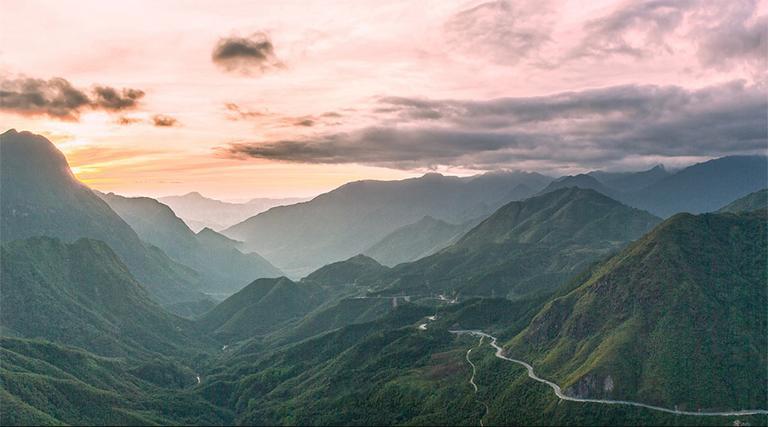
[152,114,179,127]
[219,81,767,170]
[0,76,145,121]
[212,33,283,75]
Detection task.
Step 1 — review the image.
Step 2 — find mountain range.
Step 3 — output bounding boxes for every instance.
[223,171,553,276]
[2,127,766,426]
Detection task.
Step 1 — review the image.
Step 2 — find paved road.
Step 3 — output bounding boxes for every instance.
[450,330,768,418]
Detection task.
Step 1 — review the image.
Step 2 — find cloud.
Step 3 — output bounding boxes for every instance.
[569,0,692,60]
[92,86,144,111]
[218,81,767,171]
[224,103,267,120]
[443,0,552,65]
[223,102,340,128]
[152,114,179,127]
[564,0,766,79]
[212,32,283,75]
[116,116,142,125]
[294,118,315,127]
[0,76,144,121]
[693,2,766,78]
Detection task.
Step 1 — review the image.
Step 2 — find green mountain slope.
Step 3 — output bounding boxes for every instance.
[197,296,741,426]
[717,188,768,213]
[198,277,328,342]
[0,337,231,426]
[0,129,206,306]
[0,237,212,358]
[98,192,282,293]
[507,210,768,410]
[377,188,661,299]
[364,216,473,266]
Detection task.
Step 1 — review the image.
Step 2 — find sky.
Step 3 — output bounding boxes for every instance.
[1,0,766,199]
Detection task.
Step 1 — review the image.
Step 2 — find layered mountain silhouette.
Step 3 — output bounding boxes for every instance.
[98,192,282,293]
[0,130,207,306]
[508,210,767,410]
[374,188,660,298]
[223,171,552,276]
[159,192,309,231]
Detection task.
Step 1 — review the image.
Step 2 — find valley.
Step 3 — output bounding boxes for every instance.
[0,130,766,426]
[3,2,767,424]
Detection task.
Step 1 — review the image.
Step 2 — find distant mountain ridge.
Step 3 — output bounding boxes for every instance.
[625,155,768,217]
[159,192,309,231]
[539,156,768,218]
[223,171,553,276]
[537,174,617,198]
[589,165,670,193]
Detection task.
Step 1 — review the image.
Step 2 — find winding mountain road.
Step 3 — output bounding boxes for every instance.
[450,329,768,418]
[465,336,490,426]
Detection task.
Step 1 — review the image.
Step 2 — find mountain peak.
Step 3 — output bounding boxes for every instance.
[421,172,444,179]
[182,191,206,199]
[0,129,77,185]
